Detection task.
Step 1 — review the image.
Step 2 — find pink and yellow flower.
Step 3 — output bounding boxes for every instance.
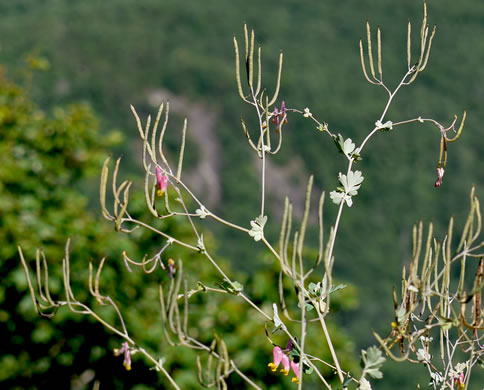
[156,165,168,196]
[268,345,300,384]
[268,346,290,374]
[113,342,132,371]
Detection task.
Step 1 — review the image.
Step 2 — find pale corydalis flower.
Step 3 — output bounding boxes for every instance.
[167,258,176,278]
[450,363,466,389]
[272,101,288,132]
[113,342,132,371]
[453,372,465,389]
[290,360,300,384]
[155,165,168,196]
[434,166,445,187]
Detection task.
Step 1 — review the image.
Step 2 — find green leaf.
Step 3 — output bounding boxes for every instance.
[361,346,386,379]
[248,215,267,241]
[342,138,356,155]
[305,303,314,312]
[330,283,347,294]
[308,282,321,296]
[341,170,364,195]
[303,364,313,374]
[216,280,244,294]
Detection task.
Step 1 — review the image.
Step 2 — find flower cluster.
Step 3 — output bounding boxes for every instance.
[268,345,300,384]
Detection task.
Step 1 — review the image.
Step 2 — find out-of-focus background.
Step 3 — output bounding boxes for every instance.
[1,0,482,389]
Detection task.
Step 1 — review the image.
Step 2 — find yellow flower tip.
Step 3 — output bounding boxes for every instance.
[268,363,277,371]
[123,363,132,371]
[391,321,397,328]
[156,189,165,197]
[168,258,175,266]
[291,377,299,384]
[113,348,120,356]
[280,369,289,376]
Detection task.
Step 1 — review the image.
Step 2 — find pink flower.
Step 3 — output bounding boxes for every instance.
[453,372,465,389]
[290,360,300,383]
[434,166,444,187]
[113,342,132,371]
[271,101,288,132]
[156,166,168,196]
[268,346,290,375]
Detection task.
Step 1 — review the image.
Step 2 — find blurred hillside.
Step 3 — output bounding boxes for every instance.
[0,0,483,388]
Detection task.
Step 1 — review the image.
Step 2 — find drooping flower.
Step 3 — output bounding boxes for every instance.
[113,342,132,371]
[290,360,300,383]
[281,100,286,113]
[454,372,465,389]
[450,363,466,390]
[271,101,288,132]
[434,166,445,187]
[155,165,168,196]
[167,258,176,278]
[272,107,279,125]
[268,346,290,375]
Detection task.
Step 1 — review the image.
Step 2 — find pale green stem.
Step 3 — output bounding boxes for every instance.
[123,218,199,251]
[282,328,332,389]
[249,85,267,217]
[298,253,306,390]
[325,67,416,281]
[137,347,181,390]
[318,314,345,383]
[209,212,249,233]
[171,175,249,232]
[261,236,291,275]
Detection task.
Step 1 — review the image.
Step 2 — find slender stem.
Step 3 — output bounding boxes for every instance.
[124,218,199,251]
[238,292,272,321]
[169,175,249,232]
[249,85,267,217]
[137,347,181,390]
[325,67,416,281]
[324,201,345,277]
[298,253,306,390]
[231,362,263,390]
[282,328,332,389]
[209,212,249,233]
[318,313,345,384]
[261,236,291,275]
